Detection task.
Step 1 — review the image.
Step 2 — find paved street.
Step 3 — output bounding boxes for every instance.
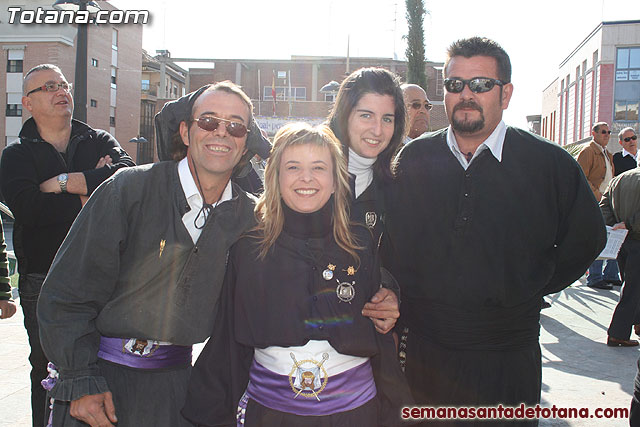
[0,277,636,426]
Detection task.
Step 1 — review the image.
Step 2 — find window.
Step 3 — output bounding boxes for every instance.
[324,93,336,102]
[436,69,444,96]
[5,104,21,116]
[615,100,639,121]
[593,50,599,67]
[111,67,117,88]
[112,29,118,50]
[91,58,98,67]
[616,47,640,81]
[7,59,22,73]
[277,71,286,79]
[263,86,306,101]
[110,107,116,126]
[141,79,150,91]
[90,99,97,107]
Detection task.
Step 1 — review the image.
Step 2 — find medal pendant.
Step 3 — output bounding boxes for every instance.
[336,280,356,303]
[322,269,334,280]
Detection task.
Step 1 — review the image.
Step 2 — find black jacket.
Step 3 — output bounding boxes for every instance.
[183,202,413,426]
[0,118,134,274]
[38,161,257,401]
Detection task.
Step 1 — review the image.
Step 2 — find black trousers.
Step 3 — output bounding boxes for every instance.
[19,273,48,427]
[608,239,640,340]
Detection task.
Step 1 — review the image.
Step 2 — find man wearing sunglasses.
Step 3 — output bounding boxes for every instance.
[576,122,622,291]
[402,83,431,143]
[383,37,605,421]
[0,64,133,427]
[613,127,638,176]
[36,81,259,427]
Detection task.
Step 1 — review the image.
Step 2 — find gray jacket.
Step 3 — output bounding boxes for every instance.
[600,166,640,240]
[37,161,256,401]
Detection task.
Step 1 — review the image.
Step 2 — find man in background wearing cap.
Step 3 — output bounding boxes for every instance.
[37,81,399,427]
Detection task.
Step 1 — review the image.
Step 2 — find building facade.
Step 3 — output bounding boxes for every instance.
[139,50,186,163]
[542,20,640,146]
[0,0,142,160]
[158,54,449,135]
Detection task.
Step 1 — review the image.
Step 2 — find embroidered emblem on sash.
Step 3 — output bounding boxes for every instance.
[289,352,329,400]
[122,339,160,357]
[365,212,377,228]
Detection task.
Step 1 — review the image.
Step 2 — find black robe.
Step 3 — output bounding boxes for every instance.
[183,201,413,426]
[381,127,606,418]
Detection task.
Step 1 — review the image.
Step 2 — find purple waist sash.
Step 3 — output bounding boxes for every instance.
[97,337,192,370]
[245,358,376,416]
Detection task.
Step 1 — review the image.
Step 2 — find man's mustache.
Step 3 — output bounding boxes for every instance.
[453,101,483,114]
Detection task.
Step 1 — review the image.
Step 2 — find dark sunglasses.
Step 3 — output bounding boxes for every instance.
[444,77,504,94]
[192,116,249,138]
[600,130,612,135]
[624,135,638,142]
[408,101,433,111]
[26,81,72,96]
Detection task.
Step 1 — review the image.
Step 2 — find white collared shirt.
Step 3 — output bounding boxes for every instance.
[622,148,637,161]
[177,157,233,243]
[446,120,507,170]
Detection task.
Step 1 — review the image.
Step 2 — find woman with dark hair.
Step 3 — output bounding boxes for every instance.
[327,67,406,246]
[181,123,412,426]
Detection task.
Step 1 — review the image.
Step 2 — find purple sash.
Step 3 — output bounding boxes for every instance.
[246,358,376,416]
[97,337,192,370]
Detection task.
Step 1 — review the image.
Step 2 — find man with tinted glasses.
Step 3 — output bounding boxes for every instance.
[402,83,431,142]
[613,127,638,176]
[577,122,621,290]
[0,64,133,427]
[36,82,258,427]
[382,37,605,421]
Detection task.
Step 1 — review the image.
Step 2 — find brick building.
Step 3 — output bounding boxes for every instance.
[541,20,640,146]
[0,0,142,160]
[165,54,449,135]
[139,50,186,163]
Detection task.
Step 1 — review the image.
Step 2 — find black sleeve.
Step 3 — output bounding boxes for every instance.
[0,218,11,300]
[36,177,127,400]
[0,144,82,228]
[182,252,253,427]
[545,151,607,293]
[82,130,135,194]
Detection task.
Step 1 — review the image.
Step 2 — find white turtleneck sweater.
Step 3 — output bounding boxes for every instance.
[348,148,376,198]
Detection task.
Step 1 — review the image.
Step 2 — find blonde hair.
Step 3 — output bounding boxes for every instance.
[255,122,361,263]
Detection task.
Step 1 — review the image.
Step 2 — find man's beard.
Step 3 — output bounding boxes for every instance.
[451,101,484,133]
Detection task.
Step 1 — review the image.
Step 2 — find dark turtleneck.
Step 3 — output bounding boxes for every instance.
[281,197,333,239]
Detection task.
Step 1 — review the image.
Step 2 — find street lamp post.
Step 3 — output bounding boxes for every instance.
[129,137,149,164]
[52,0,100,123]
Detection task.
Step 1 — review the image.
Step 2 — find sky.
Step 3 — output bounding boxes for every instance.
[110,0,640,129]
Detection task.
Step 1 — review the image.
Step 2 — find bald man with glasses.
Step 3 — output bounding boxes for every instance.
[402,83,432,143]
[0,64,133,427]
[613,127,638,176]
